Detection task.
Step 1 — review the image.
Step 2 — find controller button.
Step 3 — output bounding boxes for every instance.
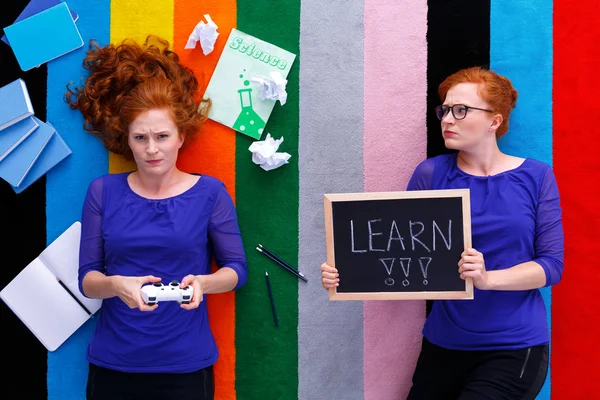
[153,282,163,287]
[169,280,179,287]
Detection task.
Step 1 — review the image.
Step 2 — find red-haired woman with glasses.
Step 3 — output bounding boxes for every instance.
[321,67,564,400]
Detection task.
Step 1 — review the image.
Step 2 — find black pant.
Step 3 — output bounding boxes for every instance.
[86,363,215,400]
[407,338,548,400]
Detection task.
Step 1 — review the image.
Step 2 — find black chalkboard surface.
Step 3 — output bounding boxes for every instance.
[324,190,473,300]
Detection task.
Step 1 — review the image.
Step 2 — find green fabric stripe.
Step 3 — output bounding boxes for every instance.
[235,1,300,399]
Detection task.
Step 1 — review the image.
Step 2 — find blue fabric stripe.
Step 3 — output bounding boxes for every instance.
[491,1,553,398]
[45,1,109,398]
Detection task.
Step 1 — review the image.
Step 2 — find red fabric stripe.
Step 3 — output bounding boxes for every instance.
[552,1,600,397]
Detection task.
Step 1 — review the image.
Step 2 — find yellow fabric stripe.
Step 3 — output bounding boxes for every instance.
[108,0,175,173]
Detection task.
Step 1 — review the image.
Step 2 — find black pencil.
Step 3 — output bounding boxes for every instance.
[258,244,307,280]
[256,246,308,282]
[58,280,93,317]
[265,271,278,327]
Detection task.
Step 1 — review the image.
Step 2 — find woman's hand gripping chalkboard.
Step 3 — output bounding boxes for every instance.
[320,263,339,289]
[321,249,488,292]
[458,248,491,290]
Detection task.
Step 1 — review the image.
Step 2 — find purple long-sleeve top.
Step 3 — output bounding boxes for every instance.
[407,153,564,350]
[78,172,248,373]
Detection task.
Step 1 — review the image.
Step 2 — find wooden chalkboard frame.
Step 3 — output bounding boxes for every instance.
[324,189,473,300]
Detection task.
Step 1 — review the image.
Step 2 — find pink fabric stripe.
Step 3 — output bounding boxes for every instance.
[363,1,428,399]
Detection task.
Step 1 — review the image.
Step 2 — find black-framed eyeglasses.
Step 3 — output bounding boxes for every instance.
[435,104,494,121]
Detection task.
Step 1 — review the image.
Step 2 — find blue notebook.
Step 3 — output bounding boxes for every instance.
[13,124,71,194]
[1,0,79,46]
[0,78,34,130]
[0,116,39,162]
[3,2,83,71]
[0,117,54,188]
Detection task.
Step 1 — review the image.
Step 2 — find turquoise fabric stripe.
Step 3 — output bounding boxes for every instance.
[45,1,109,398]
[490,1,553,398]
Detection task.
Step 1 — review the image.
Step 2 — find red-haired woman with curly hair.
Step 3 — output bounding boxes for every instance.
[321,67,564,400]
[67,36,247,400]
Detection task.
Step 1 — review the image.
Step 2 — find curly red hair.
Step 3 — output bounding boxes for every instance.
[438,67,518,137]
[65,35,210,159]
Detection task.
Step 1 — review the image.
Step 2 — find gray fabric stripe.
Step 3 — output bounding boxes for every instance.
[298,2,365,399]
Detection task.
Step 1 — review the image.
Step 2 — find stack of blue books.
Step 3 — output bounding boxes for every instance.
[1,0,79,47]
[0,78,71,194]
[2,1,83,72]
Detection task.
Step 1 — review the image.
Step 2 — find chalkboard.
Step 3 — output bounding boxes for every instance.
[324,190,473,300]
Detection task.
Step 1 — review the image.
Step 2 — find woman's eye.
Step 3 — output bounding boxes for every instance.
[134,136,145,140]
[158,134,169,139]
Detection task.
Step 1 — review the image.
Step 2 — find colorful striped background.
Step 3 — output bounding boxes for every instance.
[1,0,599,399]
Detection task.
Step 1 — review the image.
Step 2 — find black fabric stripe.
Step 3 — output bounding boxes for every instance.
[425,0,491,315]
[0,0,49,397]
[426,0,491,158]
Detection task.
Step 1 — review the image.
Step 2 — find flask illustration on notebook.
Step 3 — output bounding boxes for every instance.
[232,72,265,139]
[202,29,296,140]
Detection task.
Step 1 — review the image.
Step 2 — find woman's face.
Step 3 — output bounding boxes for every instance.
[128,108,184,176]
[439,83,500,151]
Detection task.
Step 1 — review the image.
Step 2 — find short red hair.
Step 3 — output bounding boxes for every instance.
[438,67,518,137]
[66,35,210,160]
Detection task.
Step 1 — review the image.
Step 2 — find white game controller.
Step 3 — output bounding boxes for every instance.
[141,280,194,305]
